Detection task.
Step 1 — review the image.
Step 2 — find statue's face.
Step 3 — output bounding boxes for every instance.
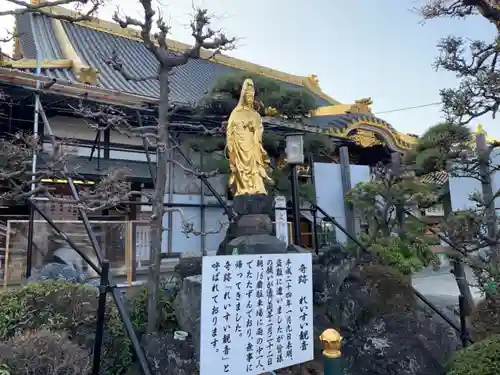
[242,80,255,106]
[245,87,254,105]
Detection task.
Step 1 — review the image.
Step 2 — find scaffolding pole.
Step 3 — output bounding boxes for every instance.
[25,50,42,278]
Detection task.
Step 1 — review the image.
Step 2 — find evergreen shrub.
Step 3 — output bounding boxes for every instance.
[0,329,90,375]
[0,281,131,375]
[446,335,500,375]
[470,297,500,341]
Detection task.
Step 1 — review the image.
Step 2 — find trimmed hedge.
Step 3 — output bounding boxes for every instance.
[446,335,500,375]
[471,297,500,341]
[0,281,131,375]
[0,280,181,375]
[0,329,90,375]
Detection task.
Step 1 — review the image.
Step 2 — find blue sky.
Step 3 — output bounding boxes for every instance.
[1,0,497,136]
[162,0,496,137]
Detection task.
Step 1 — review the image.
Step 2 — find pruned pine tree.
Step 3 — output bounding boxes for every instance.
[417,0,500,124]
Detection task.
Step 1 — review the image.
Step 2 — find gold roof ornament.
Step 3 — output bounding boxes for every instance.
[473,124,500,145]
[349,129,381,148]
[475,124,486,134]
[307,74,320,88]
[264,106,279,117]
[347,97,373,114]
[319,328,342,358]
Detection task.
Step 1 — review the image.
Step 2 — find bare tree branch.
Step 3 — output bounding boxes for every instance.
[0,28,22,44]
[0,132,139,213]
[1,0,105,22]
[418,0,500,28]
[102,50,160,82]
[113,2,236,68]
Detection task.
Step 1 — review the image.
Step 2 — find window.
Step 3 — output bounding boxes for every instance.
[318,219,336,248]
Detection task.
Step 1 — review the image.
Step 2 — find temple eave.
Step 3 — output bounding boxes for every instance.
[0,58,73,69]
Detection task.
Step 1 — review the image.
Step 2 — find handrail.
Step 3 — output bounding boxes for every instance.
[312,203,473,343]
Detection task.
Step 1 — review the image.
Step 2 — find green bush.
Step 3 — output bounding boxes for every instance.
[0,329,90,375]
[471,297,500,341]
[446,335,500,375]
[353,264,415,317]
[203,71,317,119]
[0,281,132,375]
[126,281,180,335]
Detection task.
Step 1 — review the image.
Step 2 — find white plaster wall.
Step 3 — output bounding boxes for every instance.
[47,116,143,146]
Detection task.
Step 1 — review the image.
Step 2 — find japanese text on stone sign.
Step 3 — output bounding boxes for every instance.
[200,254,313,375]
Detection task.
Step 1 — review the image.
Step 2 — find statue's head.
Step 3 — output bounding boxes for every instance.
[241,78,255,107]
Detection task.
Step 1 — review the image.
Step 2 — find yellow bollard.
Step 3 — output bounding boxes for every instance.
[319,328,343,374]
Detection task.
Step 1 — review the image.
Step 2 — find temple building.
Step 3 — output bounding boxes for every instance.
[0,5,417,284]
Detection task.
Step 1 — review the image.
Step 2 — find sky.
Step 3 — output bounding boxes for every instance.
[0,0,498,137]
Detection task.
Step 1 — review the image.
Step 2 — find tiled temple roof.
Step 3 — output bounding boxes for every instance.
[16,13,331,106]
[420,171,449,185]
[5,9,417,151]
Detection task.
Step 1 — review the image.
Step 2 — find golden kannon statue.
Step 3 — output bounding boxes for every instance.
[226,78,272,196]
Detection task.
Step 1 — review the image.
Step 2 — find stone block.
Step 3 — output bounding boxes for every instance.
[174,275,202,357]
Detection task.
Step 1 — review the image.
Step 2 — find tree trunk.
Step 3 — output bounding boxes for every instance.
[443,187,475,315]
[476,134,500,264]
[147,70,170,333]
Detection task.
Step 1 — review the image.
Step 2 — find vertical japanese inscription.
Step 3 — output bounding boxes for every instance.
[222,261,233,373]
[285,258,293,360]
[265,258,274,368]
[275,258,285,364]
[210,261,221,356]
[245,259,254,373]
[254,258,265,372]
[235,259,243,339]
[298,263,310,352]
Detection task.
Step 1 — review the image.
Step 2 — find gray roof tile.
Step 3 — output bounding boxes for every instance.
[309,113,392,131]
[17,14,75,82]
[421,171,448,185]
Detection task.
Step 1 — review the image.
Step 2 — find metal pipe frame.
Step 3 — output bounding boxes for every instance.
[290,164,301,246]
[200,149,206,255]
[166,135,175,255]
[309,155,319,254]
[26,47,43,278]
[35,98,152,375]
[31,197,224,209]
[92,259,110,375]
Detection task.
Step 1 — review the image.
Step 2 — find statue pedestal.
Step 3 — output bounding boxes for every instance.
[232,194,273,216]
[217,194,287,255]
